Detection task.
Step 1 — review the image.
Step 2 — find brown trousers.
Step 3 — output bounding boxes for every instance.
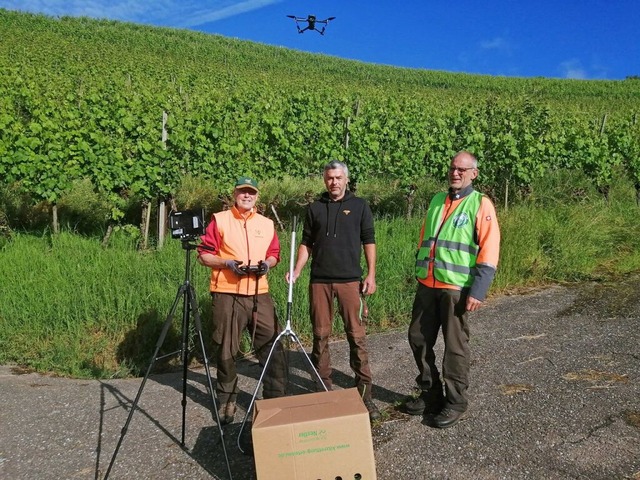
[211,292,286,399]
[408,283,470,412]
[309,281,373,399]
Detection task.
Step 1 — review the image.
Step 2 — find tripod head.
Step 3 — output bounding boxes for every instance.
[179,236,202,250]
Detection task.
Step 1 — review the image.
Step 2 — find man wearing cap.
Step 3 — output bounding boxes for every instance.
[197,176,286,425]
[287,160,381,422]
[404,151,500,428]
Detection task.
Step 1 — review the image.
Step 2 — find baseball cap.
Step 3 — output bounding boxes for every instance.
[234,176,259,193]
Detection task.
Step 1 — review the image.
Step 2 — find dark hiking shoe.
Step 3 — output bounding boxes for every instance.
[216,394,236,426]
[217,403,235,425]
[224,401,237,425]
[404,395,427,416]
[403,391,444,416]
[363,398,381,422]
[433,407,467,428]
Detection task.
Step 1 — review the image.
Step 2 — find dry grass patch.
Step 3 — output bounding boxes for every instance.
[562,369,629,388]
[10,365,36,375]
[500,384,534,395]
[623,410,640,428]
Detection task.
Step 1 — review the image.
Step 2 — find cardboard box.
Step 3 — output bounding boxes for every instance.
[252,388,377,480]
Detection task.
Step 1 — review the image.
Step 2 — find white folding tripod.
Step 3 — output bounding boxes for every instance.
[236,217,327,453]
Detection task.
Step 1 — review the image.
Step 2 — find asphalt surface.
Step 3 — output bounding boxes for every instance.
[1,281,639,480]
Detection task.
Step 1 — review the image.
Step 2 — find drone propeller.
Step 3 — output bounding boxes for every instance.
[316,16,336,25]
[286,14,308,21]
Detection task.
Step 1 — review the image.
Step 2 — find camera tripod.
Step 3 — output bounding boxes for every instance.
[237,217,328,453]
[104,239,233,480]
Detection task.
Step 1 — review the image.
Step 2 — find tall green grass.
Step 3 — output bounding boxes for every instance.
[495,170,640,289]
[1,173,639,379]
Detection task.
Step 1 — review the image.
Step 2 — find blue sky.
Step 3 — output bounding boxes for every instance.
[2,0,639,80]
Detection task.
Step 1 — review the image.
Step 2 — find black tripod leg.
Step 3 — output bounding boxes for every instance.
[103,284,185,479]
[180,285,190,445]
[187,285,234,480]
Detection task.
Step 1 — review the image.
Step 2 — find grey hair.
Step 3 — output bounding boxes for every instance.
[323,160,349,178]
[453,151,478,168]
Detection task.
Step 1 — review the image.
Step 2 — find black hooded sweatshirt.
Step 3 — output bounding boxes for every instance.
[300,190,375,283]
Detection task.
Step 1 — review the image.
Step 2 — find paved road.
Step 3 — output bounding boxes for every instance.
[1,282,639,479]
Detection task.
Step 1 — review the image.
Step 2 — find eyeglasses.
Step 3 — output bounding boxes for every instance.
[236,187,258,195]
[448,166,476,174]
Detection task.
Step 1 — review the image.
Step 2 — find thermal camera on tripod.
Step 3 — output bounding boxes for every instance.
[170,209,205,240]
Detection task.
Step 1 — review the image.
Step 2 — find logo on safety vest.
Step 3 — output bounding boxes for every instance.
[452,212,470,228]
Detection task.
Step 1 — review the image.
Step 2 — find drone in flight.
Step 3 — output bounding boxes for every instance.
[286,14,336,35]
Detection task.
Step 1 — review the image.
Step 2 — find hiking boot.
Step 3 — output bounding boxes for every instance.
[363,398,381,422]
[216,393,236,426]
[432,407,467,428]
[404,395,427,416]
[404,390,444,416]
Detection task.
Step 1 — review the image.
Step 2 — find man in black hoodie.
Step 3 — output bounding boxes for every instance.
[288,160,381,421]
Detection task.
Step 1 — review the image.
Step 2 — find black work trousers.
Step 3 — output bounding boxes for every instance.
[408,283,470,412]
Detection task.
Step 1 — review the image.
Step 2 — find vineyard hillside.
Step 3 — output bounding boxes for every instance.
[1,9,639,229]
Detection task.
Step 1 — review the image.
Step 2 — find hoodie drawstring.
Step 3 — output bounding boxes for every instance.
[325,199,343,237]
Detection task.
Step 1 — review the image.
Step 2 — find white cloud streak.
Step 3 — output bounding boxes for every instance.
[559,59,587,80]
[0,0,281,26]
[175,0,281,28]
[479,37,514,57]
[480,37,508,50]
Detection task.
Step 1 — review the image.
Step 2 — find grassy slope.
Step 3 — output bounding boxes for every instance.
[2,8,639,113]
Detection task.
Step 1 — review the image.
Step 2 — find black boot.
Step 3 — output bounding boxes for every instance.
[216,392,236,425]
[432,407,467,428]
[404,387,444,416]
[358,384,381,422]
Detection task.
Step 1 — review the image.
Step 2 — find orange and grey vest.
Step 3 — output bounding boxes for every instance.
[415,191,482,287]
[209,208,274,295]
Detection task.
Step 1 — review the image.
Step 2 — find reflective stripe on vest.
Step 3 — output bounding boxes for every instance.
[415,191,482,287]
